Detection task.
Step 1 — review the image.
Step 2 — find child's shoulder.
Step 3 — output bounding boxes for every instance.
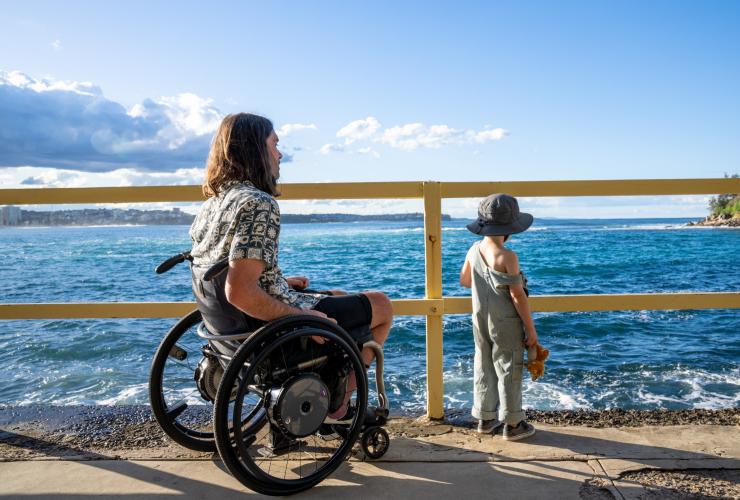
[501,246,518,258]
[499,246,520,267]
[465,240,480,256]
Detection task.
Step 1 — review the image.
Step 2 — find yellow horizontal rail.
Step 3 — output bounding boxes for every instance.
[440,178,740,198]
[0,182,424,205]
[282,182,423,200]
[0,186,205,205]
[443,292,740,314]
[2,177,738,420]
[2,178,738,206]
[0,299,442,320]
[2,293,737,320]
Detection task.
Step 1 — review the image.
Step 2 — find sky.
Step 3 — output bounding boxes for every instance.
[1,1,739,218]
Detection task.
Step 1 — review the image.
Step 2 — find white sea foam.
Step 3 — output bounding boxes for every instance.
[523,381,593,410]
[95,383,148,405]
[14,224,147,229]
[632,366,740,409]
[597,223,737,231]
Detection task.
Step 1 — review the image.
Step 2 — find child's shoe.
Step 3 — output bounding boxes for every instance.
[477,419,504,434]
[502,421,536,441]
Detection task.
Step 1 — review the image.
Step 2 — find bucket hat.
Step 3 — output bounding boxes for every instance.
[466,193,533,236]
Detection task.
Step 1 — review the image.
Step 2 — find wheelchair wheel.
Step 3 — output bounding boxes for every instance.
[214,316,368,496]
[361,427,389,459]
[149,309,217,452]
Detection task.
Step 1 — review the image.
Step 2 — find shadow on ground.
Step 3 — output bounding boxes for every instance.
[2,423,738,499]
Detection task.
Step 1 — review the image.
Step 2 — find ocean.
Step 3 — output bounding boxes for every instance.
[0,218,738,414]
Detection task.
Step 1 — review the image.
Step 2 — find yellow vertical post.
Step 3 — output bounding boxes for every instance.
[423,181,444,419]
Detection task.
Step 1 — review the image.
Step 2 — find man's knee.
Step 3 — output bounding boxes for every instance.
[364,291,393,323]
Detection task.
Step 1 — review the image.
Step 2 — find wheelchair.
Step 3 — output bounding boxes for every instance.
[148,251,390,495]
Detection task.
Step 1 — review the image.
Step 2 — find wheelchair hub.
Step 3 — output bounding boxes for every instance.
[193,348,222,402]
[267,374,329,438]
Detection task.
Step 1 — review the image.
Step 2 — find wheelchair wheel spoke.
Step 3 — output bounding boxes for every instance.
[241,432,256,448]
[215,324,374,494]
[165,401,187,420]
[167,388,201,407]
[168,359,196,372]
[150,310,216,453]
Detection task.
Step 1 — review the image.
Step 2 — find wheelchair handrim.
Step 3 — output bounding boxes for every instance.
[215,324,368,493]
[149,309,217,450]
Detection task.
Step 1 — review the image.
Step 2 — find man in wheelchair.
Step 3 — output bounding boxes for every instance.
[188,113,393,459]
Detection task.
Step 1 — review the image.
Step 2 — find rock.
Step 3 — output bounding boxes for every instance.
[690,213,740,227]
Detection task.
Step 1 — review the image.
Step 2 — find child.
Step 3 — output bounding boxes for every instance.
[459,193,538,441]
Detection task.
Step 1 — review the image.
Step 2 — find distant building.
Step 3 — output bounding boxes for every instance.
[1,206,21,226]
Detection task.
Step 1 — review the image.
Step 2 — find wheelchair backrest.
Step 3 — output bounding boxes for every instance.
[191,265,265,337]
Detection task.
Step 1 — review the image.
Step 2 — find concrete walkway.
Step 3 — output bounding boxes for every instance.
[1,424,738,499]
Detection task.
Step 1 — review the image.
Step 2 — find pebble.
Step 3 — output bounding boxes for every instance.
[1,405,738,452]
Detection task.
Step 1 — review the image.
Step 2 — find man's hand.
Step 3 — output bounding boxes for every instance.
[301,308,337,344]
[287,276,310,290]
[524,329,539,348]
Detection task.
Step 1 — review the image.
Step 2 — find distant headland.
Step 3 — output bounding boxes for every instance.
[0,206,451,227]
[688,173,739,227]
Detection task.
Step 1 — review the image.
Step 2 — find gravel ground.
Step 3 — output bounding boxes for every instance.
[621,469,740,499]
[445,407,740,429]
[2,405,737,498]
[580,478,617,499]
[1,405,738,454]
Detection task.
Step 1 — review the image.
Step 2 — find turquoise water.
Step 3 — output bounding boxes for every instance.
[0,218,738,413]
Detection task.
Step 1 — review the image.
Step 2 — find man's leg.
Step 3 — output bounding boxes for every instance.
[326,291,393,420]
[361,291,393,366]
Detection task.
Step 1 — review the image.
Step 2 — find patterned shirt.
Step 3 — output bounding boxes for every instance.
[189,181,322,310]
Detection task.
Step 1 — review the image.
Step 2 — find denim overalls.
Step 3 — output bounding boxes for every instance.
[470,241,526,425]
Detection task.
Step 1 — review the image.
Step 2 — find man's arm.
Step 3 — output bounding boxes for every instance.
[225,258,327,321]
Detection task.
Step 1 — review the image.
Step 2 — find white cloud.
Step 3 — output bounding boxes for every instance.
[127,93,222,149]
[471,127,508,143]
[319,143,345,155]
[382,123,508,151]
[0,71,222,171]
[3,165,203,188]
[323,117,508,154]
[51,40,62,51]
[336,116,382,144]
[277,123,317,136]
[2,70,100,96]
[356,147,380,158]
[443,195,710,219]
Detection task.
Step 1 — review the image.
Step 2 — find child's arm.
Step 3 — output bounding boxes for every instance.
[459,245,475,288]
[503,250,538,347]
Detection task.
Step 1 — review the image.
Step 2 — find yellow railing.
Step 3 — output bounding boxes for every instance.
[2,177,739,418]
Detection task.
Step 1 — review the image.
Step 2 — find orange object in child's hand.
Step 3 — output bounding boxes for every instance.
[526,344,550,382]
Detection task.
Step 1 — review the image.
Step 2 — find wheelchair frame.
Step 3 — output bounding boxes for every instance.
[148,251,390,496]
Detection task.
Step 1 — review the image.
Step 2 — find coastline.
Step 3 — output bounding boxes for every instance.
[688,213,740,228]
[1,405,737,455]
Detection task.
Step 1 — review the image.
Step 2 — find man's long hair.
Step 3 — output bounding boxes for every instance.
[202,113,279,198]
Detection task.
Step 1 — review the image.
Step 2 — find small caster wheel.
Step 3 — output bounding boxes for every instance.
[361,426,389,459]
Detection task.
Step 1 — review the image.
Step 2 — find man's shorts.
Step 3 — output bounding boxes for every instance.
[312,293,373,345]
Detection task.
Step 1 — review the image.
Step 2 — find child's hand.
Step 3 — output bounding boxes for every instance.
[524,330,538,348]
